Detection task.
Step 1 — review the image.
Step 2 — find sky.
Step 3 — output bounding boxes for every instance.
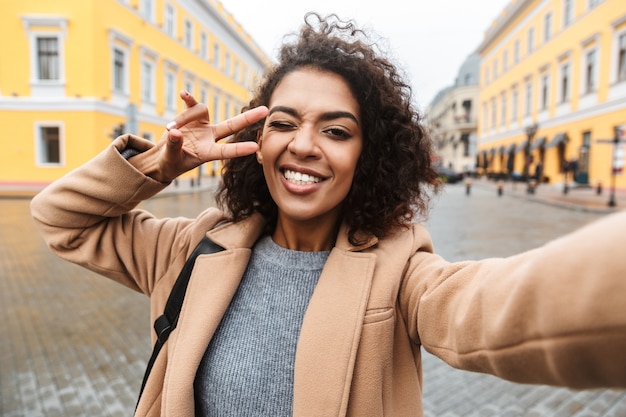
[219,0,510,109]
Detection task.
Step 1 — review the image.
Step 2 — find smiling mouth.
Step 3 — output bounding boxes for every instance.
[283,169,323,185]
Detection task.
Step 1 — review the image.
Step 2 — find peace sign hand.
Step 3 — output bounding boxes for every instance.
[144,90,268,183]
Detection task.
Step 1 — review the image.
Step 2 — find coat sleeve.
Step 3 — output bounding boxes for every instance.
[398,211,626,389]
[30,135,222,296]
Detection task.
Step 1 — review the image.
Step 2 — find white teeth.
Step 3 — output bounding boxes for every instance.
[284,169,322,185]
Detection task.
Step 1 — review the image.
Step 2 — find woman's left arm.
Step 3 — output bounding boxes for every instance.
[399,210,626,389]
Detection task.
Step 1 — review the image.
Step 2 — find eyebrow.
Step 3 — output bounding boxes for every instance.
[268,105,360,126]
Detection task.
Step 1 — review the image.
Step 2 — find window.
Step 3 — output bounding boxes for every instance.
[213,94,221,122]
[500,92,507,126]
[525,81,533,115]
[200,87,208,104]
[484,67,490,85]
[113,48,125,92]
[490,97,496,128]
[213,43,221,68]
[560,62,570,101]
[492,59,498,79]
[184,19,193,49]
[482,102,488,131]
[164,3,175,37]
[141,0,154,22]
[36,37,59,80]
[109,29,132,99]
[165,72,176,109]
[141,60,155,102]
[563,0,573,27]
[200,32,207,60]
[22,16,67,96]
[540,73,550,110]
[511,88,519,122]
[36,124,62,165]
[618,33,626,82]
[544,12,552,42]
[585,49,597,93]
[225,52,231,75]
[514,40,520,64]
[242,67,248,88]
[502,50,508,72]
[527,27,535,54]
[185,81,193,95]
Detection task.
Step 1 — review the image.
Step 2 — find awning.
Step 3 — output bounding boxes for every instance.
[516,140,529,152]
[530,136,546,150]
[546,133,569,148]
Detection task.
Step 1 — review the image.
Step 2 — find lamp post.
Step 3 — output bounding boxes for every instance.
[608,125,625,207]
[597,125,625,207]
[524,123,538,192]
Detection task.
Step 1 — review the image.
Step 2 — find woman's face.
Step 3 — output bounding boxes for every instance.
[256,68,363,227]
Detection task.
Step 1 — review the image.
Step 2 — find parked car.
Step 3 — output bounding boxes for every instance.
[436,166,464,184]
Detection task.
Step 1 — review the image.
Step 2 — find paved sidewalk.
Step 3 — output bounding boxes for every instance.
[464,177,626,214]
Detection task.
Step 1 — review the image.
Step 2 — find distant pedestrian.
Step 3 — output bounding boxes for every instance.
[31,12,626,417]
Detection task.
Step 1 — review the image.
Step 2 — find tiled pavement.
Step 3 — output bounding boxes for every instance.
[1,178,626,416]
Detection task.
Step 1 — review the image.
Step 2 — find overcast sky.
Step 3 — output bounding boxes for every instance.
[220,0,509,109]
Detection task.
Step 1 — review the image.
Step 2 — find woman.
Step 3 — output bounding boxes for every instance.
[31,13,626,417]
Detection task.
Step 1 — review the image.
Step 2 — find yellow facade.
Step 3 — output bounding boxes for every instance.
[477,0,626,188]
[0,0,270,187]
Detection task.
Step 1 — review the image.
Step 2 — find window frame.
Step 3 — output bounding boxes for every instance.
[34,122,64,167]
[22,16,67,97]
[184,19,193,50]
[109,29,133,104]
[544,12,552,43]
[164,2,176,37]
[527,27,535,54]
[563,0,573,28]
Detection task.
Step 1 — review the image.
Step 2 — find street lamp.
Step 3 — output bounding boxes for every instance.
[524,123,539,191]
[608,125,625,207]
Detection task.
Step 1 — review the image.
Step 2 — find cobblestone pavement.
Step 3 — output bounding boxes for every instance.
[1,181,625,416]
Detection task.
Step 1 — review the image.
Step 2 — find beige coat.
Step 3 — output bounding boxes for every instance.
[31,136,626,416]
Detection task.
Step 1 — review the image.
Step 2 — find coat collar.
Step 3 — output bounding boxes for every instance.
[206,212,379,253]
[163,212,378,416]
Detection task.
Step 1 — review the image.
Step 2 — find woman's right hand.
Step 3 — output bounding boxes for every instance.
[132,90,268,183]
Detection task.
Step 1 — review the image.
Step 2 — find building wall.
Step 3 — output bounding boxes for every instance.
[427,84,479,174]
[0,0,270,186]
[477,0,626,187]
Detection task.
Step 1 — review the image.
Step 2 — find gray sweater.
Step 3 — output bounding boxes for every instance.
[194,235,330,416]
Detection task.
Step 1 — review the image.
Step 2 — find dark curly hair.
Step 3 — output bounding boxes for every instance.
[216,13,441,245]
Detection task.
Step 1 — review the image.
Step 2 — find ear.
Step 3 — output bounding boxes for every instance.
[256,130,263,164]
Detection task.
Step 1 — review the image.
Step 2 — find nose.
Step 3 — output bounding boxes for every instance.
[287,127,320,158]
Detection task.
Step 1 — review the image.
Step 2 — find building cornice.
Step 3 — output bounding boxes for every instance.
[477,0,532,54]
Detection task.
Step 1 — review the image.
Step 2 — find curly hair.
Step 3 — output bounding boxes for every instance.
[216,12,441,245]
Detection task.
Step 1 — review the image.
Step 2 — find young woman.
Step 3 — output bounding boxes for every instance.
[31,13,626,417]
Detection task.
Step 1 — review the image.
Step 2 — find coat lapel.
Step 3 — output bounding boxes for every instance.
[162,216,264,415]
[293,246,377,416]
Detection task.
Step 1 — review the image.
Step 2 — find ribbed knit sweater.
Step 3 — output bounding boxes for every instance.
[193,235,330,416]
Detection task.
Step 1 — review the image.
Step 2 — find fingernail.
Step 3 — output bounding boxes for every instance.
[166,121,177,130]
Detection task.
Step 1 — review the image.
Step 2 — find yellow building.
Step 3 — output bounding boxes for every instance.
[0,0,270,189]
[477,0,626,190]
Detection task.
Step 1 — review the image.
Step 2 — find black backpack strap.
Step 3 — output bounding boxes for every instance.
[136,236,225,409]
